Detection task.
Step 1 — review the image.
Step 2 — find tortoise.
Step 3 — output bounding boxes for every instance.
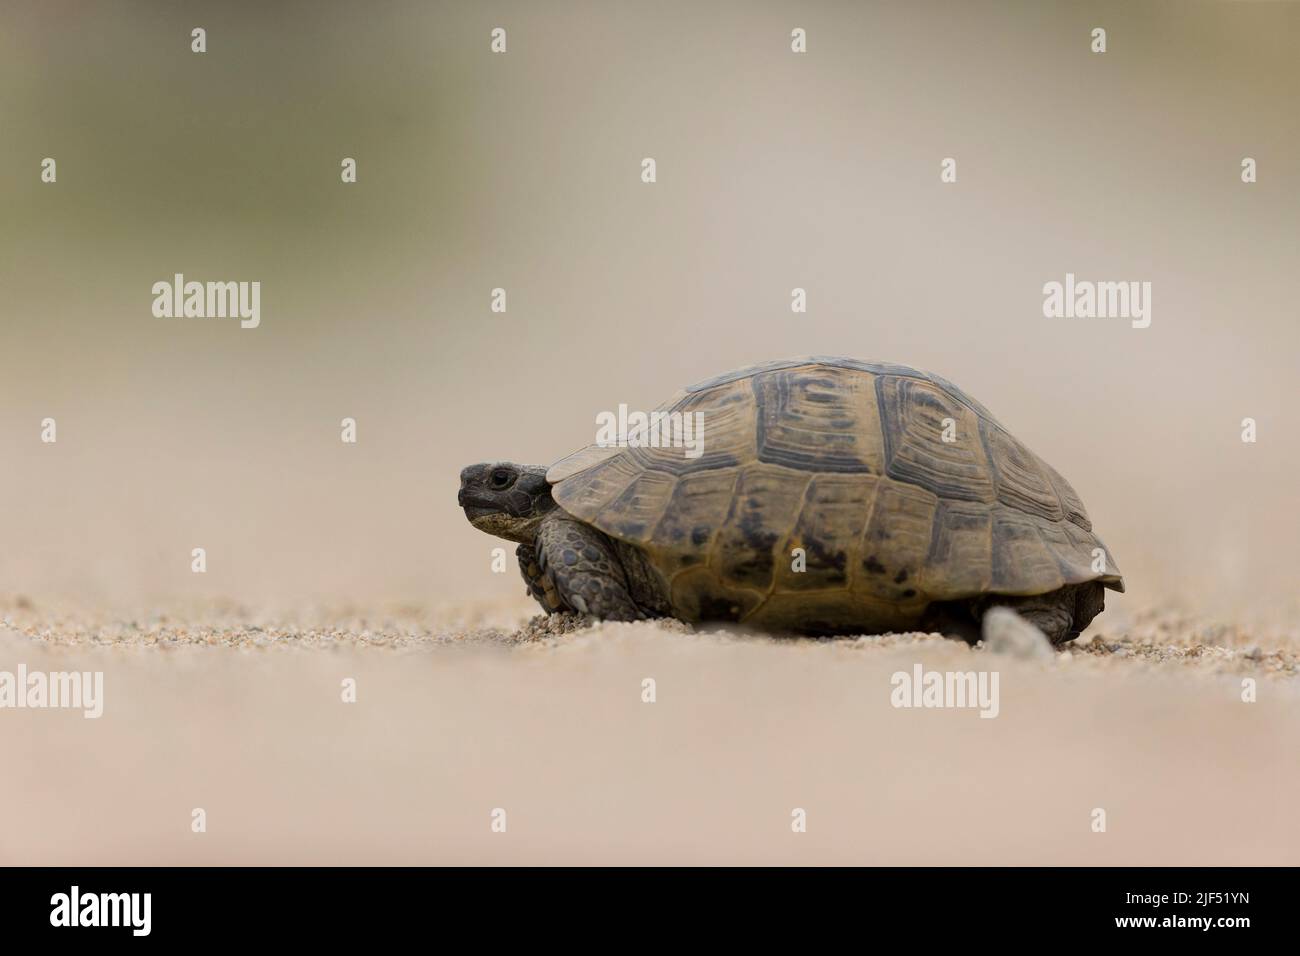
[458,357,1124,645]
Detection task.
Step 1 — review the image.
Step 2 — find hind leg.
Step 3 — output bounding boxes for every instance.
[918,600,983,645]
[1072,581,1106,636]
[994,592,1074,645]
[535,514,645,621]
[982,583,1104,646]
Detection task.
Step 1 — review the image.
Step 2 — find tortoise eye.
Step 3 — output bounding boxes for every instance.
[490,469,514,489]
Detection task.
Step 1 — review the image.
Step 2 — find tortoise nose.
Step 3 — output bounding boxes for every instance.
[457,487,468,506]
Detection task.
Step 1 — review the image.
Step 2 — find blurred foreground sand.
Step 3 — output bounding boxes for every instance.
[1,595,1296,865]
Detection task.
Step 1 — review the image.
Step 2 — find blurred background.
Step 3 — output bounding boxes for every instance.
[2,0,1297,622]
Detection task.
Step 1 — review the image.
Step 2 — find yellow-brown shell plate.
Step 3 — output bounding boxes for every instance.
[546,358,1123,629]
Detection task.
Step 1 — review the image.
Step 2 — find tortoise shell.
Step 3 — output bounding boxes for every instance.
[547,357,1123,632]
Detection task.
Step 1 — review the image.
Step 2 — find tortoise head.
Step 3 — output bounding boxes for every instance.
[458,462,556,543]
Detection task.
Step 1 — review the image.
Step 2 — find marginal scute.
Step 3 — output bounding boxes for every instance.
[1058,521,1124,591]
[668,566,762,623]
[753,590,920,634]
[774,474,879,592]
[551,454,643,526]
[648,469,739,575]
[1091,535,1124,592]
[546,443,622,484]
[921,501,993,598]
[596,470,676,541]
[711,464,810,592]
[856,480,939,603]
[1036,520,1094,585]
[990,510,1064,594]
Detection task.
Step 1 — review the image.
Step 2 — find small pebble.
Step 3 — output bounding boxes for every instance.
[981,607,1054,661]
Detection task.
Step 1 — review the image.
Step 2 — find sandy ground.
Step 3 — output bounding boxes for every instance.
[4,0,1297,868]
[2,595,1296,866]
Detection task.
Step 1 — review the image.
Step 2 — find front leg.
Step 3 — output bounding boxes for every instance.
[517,542,564,613]
[535,514,645,621]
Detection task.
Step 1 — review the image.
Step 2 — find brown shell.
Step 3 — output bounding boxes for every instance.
[547,357,1123,632]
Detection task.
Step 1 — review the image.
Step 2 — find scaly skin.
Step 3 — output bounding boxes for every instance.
[534,513,646,619]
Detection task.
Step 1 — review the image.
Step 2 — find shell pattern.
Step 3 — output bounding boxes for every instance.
[548,357,1123,631]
